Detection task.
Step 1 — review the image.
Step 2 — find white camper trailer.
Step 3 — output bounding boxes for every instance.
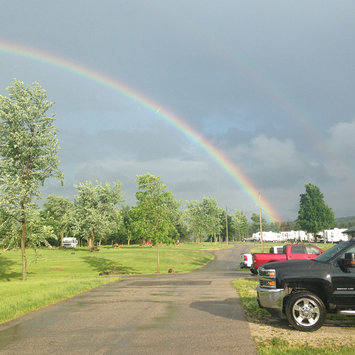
[323,228,348,243]
[62,237,78,248]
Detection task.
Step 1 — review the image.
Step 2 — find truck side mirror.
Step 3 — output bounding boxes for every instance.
[344,253,355,268]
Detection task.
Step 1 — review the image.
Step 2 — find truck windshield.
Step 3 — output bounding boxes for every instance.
[315,242,349,262]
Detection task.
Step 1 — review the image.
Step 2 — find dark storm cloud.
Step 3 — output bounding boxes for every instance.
[1,0,355,220]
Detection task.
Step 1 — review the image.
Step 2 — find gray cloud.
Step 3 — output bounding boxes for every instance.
[1,1,355,221]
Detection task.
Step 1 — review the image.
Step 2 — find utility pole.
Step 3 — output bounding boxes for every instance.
[259,192,264,253]
[225,206,229,246]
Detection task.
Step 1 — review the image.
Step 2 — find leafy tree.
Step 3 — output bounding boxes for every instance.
[208,203,223,243]
[187,197,222,243]
[134,174,178,273]
[0,80,63,280]
[187,200,206,242]
[296,183,335,240]
[266,221,281,233]
[234,210,249,241]
[117,205,141,245]
[74,181,123,249]
[250,213,266,234]
[279,220,297,232]
[42,195,77,246]
[220,211,235,242]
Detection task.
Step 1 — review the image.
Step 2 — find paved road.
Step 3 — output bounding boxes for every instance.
[0,244,257,354]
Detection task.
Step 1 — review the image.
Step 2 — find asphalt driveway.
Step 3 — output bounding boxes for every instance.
[0,244,257,354]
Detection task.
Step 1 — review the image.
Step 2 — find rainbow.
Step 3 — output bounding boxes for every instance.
[0,40,281,221]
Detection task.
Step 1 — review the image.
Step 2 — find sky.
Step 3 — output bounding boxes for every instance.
[0,0,354,222]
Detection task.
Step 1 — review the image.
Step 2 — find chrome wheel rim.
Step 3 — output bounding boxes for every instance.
[292,297,320,327]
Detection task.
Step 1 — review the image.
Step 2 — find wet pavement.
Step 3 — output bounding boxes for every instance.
[0,244,257,354]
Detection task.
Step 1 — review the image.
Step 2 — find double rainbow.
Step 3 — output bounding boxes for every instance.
[0,40,280,222]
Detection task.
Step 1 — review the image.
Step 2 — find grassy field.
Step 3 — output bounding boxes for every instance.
[233,277,355,354]
[0,242,223,324]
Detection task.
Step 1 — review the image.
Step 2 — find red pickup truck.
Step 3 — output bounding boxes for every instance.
[251,244,324,274]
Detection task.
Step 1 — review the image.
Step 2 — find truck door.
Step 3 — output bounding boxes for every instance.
[332,245,355,308]
[287,245,306,260]
[305,246,323,260]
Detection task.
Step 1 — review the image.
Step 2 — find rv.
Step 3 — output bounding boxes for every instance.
[62,237,78,248]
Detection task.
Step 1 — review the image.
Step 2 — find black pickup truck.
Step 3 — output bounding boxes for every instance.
[256,228,355,331]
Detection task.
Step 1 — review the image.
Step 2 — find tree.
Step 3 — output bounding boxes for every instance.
[220,211,235,242]
[74,181,123,249]
[134,174,178,273]
[117,205,141,245]
[296,183,335,240]
[187,200,206,242]
[234,210,249,241]
[187,197,222,243]
[42,195,77,246]
[204,199,222,243]
[250,213,266,234]
[0,80,63,280]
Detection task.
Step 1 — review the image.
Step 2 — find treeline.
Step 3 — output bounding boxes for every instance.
[1,175,350,250]
[0,174,285,249]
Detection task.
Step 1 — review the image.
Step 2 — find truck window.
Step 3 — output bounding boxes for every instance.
[305,246,321,255]
[339,245,355,259]
[316,242,350,262]
[291,246,306,254]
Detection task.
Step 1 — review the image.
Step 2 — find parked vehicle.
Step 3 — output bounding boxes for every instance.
[242,246,284,270]
[256,232,355,331]
[240,253,253,268]
[62,237,78,248]
[269,246,284,254]
[250,244,323,274]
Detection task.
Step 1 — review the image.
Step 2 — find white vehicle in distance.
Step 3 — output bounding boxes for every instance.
[240,246,284,271]
[62,237,78,248]
[240,253,253,268]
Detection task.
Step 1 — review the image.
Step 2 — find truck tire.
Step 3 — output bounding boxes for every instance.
[250,268,257,275]
[285,291,326,332]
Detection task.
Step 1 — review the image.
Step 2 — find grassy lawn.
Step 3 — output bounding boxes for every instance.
[233,278,355,354]
[0,242,221,324]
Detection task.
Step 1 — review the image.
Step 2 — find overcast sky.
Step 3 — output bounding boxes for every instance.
[0,1,354,221]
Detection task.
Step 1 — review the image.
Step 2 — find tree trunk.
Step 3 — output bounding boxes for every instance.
[88,230,94,249]
[157,242,160,273]
[20,200,28,281]
[21,218,27,281]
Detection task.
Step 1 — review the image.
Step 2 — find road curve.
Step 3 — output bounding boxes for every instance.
[0,244,257,355]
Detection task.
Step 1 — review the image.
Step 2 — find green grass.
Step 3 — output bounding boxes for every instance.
[257,341,355,355]
[0,243,216,324]
[233,278,355,354]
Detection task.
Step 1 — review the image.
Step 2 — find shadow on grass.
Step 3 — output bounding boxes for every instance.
[0,255,21,281]
[81,256,136,275]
